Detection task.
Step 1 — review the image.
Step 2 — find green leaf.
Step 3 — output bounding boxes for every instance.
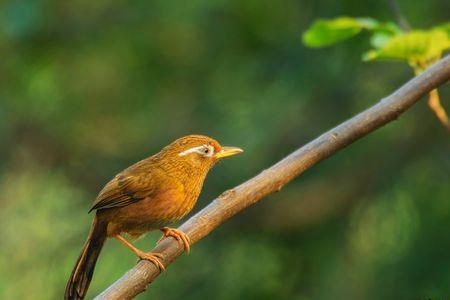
[370,32,394,49]
[302,17,379,48]
[363,30,450,62]
[372,22,403,35]
[368,22,404,50]
[433,22,450,36]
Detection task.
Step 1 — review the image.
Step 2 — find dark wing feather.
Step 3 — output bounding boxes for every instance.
[89,171,155,212]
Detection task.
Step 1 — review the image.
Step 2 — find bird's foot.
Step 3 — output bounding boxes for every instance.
[158,227,191,253]
[136,250,165,271]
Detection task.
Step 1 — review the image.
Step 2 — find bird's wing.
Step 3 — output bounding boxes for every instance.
[89,171,156,212]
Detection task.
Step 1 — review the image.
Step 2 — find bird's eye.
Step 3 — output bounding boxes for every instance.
[200,146,213,156]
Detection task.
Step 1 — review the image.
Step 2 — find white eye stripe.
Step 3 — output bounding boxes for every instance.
[178,145,215,157]
[178,146,203,156]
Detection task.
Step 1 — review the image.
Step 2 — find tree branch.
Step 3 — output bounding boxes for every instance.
[95,55,450,300]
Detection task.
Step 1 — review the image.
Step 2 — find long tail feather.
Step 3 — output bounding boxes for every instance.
[65,217,107,300]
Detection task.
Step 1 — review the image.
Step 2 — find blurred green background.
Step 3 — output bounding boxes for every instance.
[1,1,449,299]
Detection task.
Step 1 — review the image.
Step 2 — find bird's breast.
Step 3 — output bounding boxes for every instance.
[104,179,203,237]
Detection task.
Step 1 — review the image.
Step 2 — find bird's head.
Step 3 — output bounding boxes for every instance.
[159,135,243,172]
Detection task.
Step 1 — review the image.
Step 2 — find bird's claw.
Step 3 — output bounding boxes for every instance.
[136,251,165,272]
[158,227,191,253]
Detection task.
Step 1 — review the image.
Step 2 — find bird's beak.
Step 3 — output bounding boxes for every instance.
[214,146,244,159]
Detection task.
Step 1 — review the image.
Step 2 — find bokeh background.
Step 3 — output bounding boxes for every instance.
[1,1,449,299]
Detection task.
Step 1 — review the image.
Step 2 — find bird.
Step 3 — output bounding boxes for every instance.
[64,135,243,300]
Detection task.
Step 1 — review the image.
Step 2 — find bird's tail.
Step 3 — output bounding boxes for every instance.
[65,216,107,300]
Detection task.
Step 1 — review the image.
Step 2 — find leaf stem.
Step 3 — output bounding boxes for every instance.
[428,89,450,132]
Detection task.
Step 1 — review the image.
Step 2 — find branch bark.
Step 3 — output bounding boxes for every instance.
[95,55,450,300]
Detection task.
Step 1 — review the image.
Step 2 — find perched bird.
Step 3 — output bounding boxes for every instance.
[65,135,243,300]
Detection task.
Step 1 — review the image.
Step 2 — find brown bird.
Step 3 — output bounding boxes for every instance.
[65,135,243,300]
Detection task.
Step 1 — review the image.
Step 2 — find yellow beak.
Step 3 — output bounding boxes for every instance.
[214,146,244,159]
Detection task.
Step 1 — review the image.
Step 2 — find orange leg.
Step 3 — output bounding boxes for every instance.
[115,235,165,271]
[157,227,191,253]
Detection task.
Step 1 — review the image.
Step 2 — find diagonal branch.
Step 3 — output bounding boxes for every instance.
[95,55,450,300]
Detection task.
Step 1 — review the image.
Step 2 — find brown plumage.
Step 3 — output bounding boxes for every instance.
[65,135,243,300]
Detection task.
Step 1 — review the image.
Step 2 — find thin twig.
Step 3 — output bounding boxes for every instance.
[428,89,450,132]
[388,0,411,31]
[95,55,450,300]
